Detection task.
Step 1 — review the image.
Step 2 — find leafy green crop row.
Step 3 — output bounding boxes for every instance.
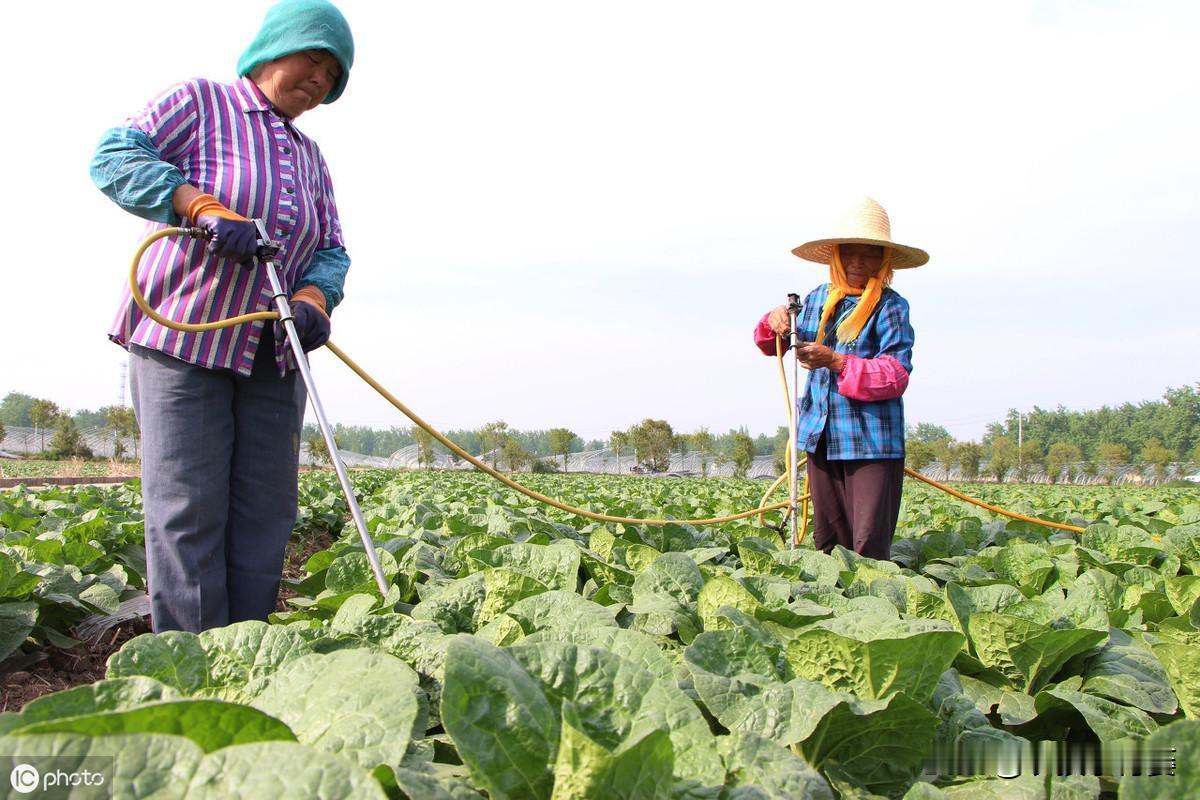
[1,472,1197,799]
[1,483,146,663]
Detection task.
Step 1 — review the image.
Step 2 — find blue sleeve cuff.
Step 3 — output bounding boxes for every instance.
[297,246,350,314]
[90,127,186,224]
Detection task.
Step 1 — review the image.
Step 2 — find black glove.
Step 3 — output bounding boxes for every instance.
[197,216,258,264]
[186,193,259,265]
[284,299,331,352]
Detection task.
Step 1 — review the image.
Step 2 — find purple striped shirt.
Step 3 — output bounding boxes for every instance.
[109,76,344,375]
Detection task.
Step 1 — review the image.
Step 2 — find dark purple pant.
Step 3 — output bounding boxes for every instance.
[807,436,904,561]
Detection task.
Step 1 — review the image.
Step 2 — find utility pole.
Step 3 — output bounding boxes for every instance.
[118,362,128,407]
[1017,412,1023,468]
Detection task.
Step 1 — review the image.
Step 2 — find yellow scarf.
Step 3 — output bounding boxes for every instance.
[815,245,894,345]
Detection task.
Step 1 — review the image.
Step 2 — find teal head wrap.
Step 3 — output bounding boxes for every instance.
[237,0,354,104]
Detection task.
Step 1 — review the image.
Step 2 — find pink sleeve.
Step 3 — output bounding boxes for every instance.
[753,312,780,356]
[836,354,909,401]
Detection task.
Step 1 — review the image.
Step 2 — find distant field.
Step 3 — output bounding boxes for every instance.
[0,459,138,479]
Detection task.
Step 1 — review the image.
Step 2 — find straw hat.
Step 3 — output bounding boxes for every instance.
[791,197,929,269]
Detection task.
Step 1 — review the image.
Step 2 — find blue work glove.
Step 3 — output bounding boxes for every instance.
[278,287,331,352]
[185,193,258,265]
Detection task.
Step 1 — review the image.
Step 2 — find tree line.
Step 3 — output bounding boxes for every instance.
[5,382,1196,479]
[300,420,791,464]
[607,421,771,478]
[0,392,138,460]
[300,424,605,461]
[303,419,780,478]
[905,384,1200,483]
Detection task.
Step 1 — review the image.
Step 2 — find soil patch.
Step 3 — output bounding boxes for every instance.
[276,529,336,612]
[1,616,151,713]
[2,532,336,712]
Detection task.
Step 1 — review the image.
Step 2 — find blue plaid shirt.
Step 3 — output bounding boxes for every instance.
[795,283,914,460]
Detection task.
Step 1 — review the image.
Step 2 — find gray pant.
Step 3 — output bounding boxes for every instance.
[129,339,305,632]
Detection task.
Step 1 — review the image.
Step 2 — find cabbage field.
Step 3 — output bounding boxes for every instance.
[1,472,1198,799]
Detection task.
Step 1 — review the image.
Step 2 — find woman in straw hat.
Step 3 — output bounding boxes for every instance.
[754,197,927,560]
[89,0,354,632]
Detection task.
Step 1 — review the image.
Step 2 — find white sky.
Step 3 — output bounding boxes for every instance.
[2,0,1197,444]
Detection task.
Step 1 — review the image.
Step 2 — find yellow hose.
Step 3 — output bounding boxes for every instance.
[800,474,810,542]
[757,334,812,545]
[129,227,1086,535]
[130,228,277,332]
[325,341,787,525]
[759,331,1084,535]
[902,468,1085,533]
[755,345,796,529]
[780,334,800,543]
[757,471,788,527]
[129,227,785,527]
[753,336,809,537]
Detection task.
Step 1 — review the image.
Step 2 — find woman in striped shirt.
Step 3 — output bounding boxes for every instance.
[90,0,354,633]
[755,197,926,562]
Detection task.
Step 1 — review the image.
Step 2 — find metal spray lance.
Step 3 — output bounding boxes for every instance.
[249,221,391,597]
[787,292,803,549]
